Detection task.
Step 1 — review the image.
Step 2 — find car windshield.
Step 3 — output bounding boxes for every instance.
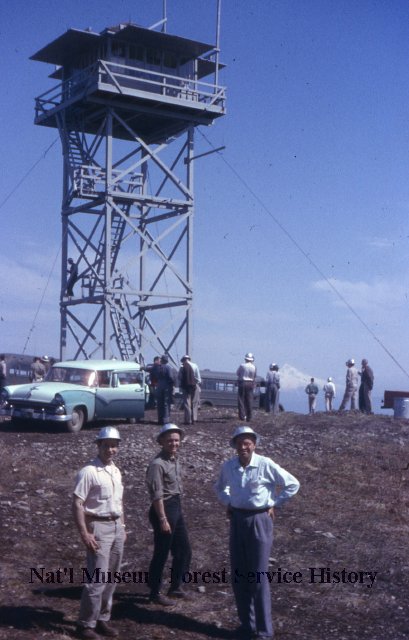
[46,367,97,387]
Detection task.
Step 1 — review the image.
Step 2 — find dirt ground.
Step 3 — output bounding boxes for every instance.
[1,407,409,640]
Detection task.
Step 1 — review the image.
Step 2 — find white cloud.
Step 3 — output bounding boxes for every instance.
[312,277,408,311]
[279,363,326,390]
[368,237,395,249]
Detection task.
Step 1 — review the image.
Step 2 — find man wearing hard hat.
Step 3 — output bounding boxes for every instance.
[215,426,300,640]
[236,353,257,421]
[323,377,336,412]
[146,423,192,605]
[73,427,125,639]
[339,358,359,411]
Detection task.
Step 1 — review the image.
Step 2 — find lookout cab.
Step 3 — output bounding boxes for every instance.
[31,22,226,363]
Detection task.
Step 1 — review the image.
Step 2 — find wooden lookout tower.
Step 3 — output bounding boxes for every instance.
[31,20,226,364]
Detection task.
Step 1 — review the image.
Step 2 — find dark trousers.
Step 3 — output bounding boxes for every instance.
[238,381,254,420]
[360,383,372,414]
[148,495,191,597]
[156,385,172,425]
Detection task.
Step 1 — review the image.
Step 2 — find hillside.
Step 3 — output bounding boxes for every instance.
[0,408,408,640]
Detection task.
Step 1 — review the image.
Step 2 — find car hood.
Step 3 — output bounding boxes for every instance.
[4,382,94,402]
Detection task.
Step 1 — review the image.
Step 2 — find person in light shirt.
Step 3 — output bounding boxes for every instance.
[73,426,125,640]
[236,352,257,421]
[323,377,336,412]
[339,358,359,411]
[215,426,300,640]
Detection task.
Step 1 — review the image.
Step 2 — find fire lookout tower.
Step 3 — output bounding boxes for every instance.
[31,22,225,364]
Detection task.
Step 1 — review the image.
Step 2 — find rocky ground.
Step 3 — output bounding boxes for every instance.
[0,407,408,640]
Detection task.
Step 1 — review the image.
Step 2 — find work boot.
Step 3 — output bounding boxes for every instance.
[77,628,100,640]
[96,621,118,637]
[167,586,192,600]
[149,593,174,606]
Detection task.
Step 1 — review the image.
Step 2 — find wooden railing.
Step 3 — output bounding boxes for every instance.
[34,59,226,119]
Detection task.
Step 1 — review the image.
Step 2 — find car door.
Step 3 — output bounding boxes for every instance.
[94,369,146,419]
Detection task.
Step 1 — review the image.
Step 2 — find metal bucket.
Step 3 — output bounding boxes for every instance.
[393,397,409,419]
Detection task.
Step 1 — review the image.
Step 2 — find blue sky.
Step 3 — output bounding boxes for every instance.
[1,0,408,412]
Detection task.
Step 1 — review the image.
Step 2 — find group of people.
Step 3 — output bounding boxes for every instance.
[0,354,55,389]
[236,354,282,418]
[234,352,375,419]
[147,354,201,426]
[304,376,337,414]
[74,423,300,640]
[305,358,374,415]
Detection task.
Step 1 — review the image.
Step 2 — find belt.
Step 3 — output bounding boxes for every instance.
[86,514,120,521]
[231,507,270,515]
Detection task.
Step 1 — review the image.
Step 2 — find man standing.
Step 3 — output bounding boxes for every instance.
[305,377,319,414]
[156,355,177,425]
[339,358,359,411]
[323,377,336,412]
[146,423,192,605]
[215,426,300,640]
[30,356,46,382]
[359,359,374,414]
[66,257,79,298]
[73,427,125,639]
[147,356,161,409]
[236,353,257,421]
[265,364,280,415]
[178,355,201,425]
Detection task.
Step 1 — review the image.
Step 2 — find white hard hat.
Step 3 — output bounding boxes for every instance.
[157,423,184,443]
[95,426,121,442]
[230,425,259,448]
[327,377,332,382]
[245,352,254,362]
[346,358,355,366]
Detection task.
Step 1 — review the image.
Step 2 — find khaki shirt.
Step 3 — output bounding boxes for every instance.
[74,457,123,517]
[146,452,182,502]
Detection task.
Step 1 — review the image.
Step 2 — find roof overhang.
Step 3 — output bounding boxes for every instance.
[31,24,217,67]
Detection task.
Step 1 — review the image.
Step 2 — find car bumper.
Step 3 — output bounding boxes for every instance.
[0,407,71,422]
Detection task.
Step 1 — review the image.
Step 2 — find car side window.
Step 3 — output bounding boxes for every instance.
[97,371,111,387]
[116,371,143,386]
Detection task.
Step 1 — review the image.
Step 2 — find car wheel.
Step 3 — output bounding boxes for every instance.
[67,407,85,433]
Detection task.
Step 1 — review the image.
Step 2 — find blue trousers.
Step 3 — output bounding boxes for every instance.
[265,385,280,415]
[230,510,274,638]
[156,385,172,424]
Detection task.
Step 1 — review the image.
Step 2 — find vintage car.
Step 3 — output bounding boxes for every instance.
[0,359,148,432]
